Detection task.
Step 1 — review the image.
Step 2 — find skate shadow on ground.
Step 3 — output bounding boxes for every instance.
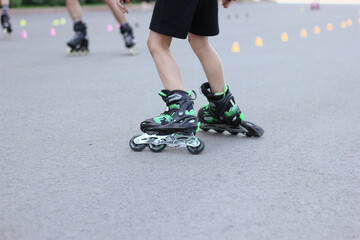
[89,50,142,59]
[0,35,12,41]
[117,51,141,57]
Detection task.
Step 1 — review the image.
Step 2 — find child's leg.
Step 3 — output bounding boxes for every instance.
[1,0,9,14]
[1,0,12,33]
[66,0,88,54]
[66,0,83,21]
[105,0,126,24]
[105,0,135,49]
[1,0,9,5]
[188,33,225,94]
[147,30,184,91]
[191,35,265,137]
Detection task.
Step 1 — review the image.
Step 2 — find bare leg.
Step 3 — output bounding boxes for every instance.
[188,33,225,94]
[105,0,127,24]
[1,0,9,15]
[1,0,9,5]
[147,30,184,91]
[66,0,83,21]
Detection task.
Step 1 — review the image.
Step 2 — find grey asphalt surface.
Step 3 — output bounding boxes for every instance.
[1,3,360,240]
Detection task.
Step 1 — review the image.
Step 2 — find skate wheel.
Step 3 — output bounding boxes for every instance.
[66,48,72,56]
[148,143,166,153]
[215,129,225,133]
[129,135,147,152]
[245,132,253,137]
[66,50,77,56]
[229,130,239,135]
[200,126,209,132]
[241,121,264,137]
[187,138,205,155]
[129,47,138,56]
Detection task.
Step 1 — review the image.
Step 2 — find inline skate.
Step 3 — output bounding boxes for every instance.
[1,14,12,35]
[66,21,89,56]
[198,82,264,137]
[120,22,137,55]
[129,90,205,154]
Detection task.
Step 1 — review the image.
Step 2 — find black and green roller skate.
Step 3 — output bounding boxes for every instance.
[129,90,205,154]
[120,22,137,55]
[198,82,264,137]
[1,14,12,35]
[66,21,89,56]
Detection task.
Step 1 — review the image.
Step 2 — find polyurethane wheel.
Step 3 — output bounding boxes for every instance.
[148,143,166,153]
[187,138,205,155]
[241,121,264,137]
[129,135,147,152]
[200,126,209,132]
[229,131,239,135]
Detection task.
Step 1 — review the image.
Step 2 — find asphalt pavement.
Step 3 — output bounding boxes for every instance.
[1,3,360,240]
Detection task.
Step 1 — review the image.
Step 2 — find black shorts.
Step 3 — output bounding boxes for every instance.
[149,0,219,39]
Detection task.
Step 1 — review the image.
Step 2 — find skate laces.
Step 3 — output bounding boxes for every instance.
[225,99,239,117]
[159,90,197,100]
[156,90,196,117]
[201,104,209,110]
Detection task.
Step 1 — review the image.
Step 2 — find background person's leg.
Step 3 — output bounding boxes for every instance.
[188,33,225,94]
[66,0,83,21]
[1,0,9,14]
[105,0,136,50]
[105,0,127,24]
[147,30,184,91]
[141,0,151,11]
[1,0,11,33]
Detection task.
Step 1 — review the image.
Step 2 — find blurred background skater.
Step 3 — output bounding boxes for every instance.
[310,0,320,10]
[66,0,136,55]
[1,0,12,34]
[141,0,151,11]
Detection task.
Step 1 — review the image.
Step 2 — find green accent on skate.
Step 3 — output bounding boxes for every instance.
[203,104,218,114]
[185,109,195,116]
[153,116,162,124]
[201,104,219,123]
[204,116,218,123]
[163,115,173,122]
[225,105,238,117]
[214,84,229,98]
[158,91,167,97]
[225,99,239,117]
[153,114,173,124]
[240,112,244,121]
[196,122,201,133]
[202,104,209,110]
[169,104,180,110]
[188,90,197,100]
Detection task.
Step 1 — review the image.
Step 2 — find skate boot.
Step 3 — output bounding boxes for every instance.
[1,14,12,34]
[198,82,264,137]
[129,90,205,154]
[120,22,137,55]
[66,21,89,56]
